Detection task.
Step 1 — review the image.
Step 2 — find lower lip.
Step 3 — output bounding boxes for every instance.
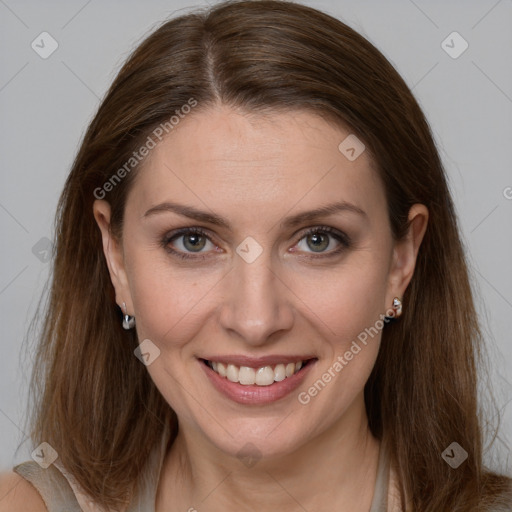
[200,359,316,405]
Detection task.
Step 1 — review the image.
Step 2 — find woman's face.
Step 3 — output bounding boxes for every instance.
[95,106,425,460]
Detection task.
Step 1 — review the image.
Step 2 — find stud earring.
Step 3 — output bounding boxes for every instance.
[121,302,135,330]
[392,297,403,318]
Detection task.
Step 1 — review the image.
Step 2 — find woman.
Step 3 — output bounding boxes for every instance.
[1,0,510,510]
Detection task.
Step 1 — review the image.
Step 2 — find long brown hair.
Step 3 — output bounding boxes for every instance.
[25,1,511,510]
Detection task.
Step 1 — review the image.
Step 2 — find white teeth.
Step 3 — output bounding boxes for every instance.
[239,366,256,385]
[255,366,275,386]
[217,362,227,378]
[208,359,308,386]
[226,364,239,383]
[285,363,295,377]
[274,363,286,382]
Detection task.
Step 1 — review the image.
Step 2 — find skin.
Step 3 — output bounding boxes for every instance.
[92,106,428,512]
[0,472,47,512]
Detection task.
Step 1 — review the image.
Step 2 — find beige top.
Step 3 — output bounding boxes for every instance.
[14,430,390,511]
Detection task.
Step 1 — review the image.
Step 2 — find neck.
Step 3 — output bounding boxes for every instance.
[156,394,382,512]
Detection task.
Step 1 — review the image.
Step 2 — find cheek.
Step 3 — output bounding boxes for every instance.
[124,255,220,419]
[125,247,221,349]
[292,254,389,395]
[291,255,390,342]
[294,269,387,420]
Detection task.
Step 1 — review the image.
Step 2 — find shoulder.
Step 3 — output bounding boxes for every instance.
[0,470,47,511]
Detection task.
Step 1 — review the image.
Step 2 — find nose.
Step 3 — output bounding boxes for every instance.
[217,250,295,347]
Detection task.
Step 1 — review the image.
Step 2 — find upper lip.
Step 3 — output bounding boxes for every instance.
[200,355,317,367]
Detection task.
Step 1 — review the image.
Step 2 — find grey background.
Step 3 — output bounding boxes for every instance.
[0,0,511,473]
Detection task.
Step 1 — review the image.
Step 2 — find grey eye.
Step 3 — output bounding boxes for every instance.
[297,232,339,253]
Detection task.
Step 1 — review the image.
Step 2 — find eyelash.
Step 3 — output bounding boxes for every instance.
[160,226,351,261]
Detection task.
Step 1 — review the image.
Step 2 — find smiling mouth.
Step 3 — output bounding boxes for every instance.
[201,358,316,386]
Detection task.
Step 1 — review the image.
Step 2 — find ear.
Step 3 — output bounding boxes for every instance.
[93,199,134,315]
[386,203,429,306]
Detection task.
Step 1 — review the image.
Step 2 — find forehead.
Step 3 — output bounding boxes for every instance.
[128,106,386,228]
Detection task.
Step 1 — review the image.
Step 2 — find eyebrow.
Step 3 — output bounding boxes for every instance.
[142,200,367,229]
